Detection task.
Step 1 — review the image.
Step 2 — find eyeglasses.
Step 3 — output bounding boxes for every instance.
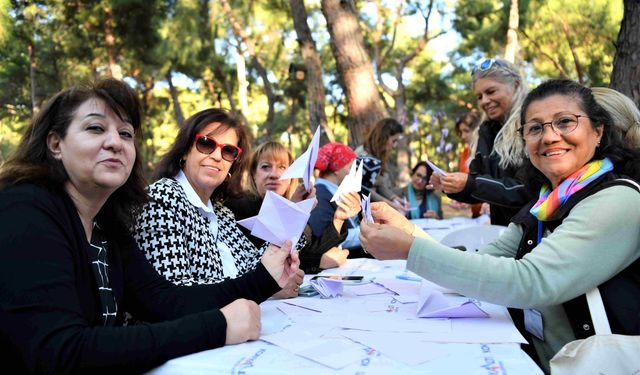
[518,114,586,141]
[414,172,428,182]
[194,134,242,162]
[471,58,508,76]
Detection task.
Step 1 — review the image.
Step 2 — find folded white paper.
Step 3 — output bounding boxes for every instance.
[331,160,363,202]
[237,191,314,248]
[416,282,488,318]
[281,126,321,192]
[310,277,343,298]
[361,194,373,223]
[426,159,448,176]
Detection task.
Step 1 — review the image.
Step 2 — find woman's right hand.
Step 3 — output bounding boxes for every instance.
[370,202,414,235]
[261,240,300,288]
[428,173,443,191]
[320,246,349,269]
[221,299,261,344]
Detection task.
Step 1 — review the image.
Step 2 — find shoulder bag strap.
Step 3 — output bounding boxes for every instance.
[585,288,613,335]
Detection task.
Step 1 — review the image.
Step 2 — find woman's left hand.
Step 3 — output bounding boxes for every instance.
[359,221,414,260]
[334,191,361,220]
[272,269,305,299]
[440,172,468,194]
[261,240,300,288]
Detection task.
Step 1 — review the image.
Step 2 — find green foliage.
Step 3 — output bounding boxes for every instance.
[0,0,627,174]
[519,0,622,85]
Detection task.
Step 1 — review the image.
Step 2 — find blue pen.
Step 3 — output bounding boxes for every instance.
[396,273,422,282]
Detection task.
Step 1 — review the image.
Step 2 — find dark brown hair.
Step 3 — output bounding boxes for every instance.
[364,118,403,173]
[454,111,481,137]
[0,78,147,237]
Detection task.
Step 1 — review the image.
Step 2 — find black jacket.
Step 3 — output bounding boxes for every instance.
[0,184,280,374]
[448,119,531,225]
[511,174,640,339]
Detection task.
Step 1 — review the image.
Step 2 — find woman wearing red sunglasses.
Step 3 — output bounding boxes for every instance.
[134,108,306,293]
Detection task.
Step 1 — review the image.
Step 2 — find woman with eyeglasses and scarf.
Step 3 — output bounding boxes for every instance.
[396,161,442,219]
[430,58,531,225]
[360,80,640,373]
[134,109,306,297]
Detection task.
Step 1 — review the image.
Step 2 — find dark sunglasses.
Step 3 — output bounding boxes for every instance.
[194,134,242,162]
[471,58,507,76]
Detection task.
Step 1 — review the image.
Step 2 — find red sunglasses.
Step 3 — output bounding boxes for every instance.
[194,134,242,162]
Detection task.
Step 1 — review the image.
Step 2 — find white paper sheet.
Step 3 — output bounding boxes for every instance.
[281,126,321,191]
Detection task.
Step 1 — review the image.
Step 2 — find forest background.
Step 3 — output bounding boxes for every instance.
[1,0,638,183]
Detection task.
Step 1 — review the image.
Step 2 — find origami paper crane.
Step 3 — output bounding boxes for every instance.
[360,194,374,224]
[330,160,363,203]
[310,277,343,298]
[280,126,321,192]
[237,191,315,249]
[416,283,488,319]
[425,159,448,176]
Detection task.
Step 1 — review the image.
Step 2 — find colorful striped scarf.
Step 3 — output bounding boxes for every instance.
[530,158,613,221]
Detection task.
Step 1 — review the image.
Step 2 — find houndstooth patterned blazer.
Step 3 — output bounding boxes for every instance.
[134,178,290,286]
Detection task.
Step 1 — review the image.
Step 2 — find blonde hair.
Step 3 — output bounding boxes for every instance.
[471,58,529,169]
[245,141,298,199]
[592,87,640,149]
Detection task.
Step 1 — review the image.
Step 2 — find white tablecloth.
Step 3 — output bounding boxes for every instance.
[148,258,542,375]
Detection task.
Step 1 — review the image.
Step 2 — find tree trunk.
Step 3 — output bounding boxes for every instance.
[504,0,519,63]
[560,18,584,84]
[103,4,122,79]
[220,0,276,134]
[290,0,334,145]
[235,51,250,119]
[166,70,184,127]
[321,0,384,147]
[251,55,276,140]
[28,43,38,114]
[611,0,640,108]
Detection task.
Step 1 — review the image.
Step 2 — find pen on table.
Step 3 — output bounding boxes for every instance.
[396,273,422,282]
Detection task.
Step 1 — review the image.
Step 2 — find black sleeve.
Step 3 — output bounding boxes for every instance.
[298,224,347,274]
[0,187,279,374]
[122,237,280,321]
[448,151,529,209]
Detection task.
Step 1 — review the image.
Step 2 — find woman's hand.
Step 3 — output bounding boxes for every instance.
[261,240,300,288]
[221,299,261,344]
[428,173,443,191]
[272,269,305,299]
[334,191,361,221]
[291,184,316,203]
[370,202,414,235]
[359,222,414,260]
[449,200,469,210]
[439,172,468,194]
[319,246,349,269]
[423,210,438,219]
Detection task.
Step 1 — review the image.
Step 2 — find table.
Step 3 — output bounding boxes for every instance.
[149,259,542,375]
[411,215,491,242]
